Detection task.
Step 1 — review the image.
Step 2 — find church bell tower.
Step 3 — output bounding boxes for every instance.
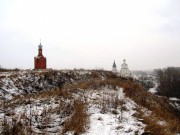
[34,42,47,69]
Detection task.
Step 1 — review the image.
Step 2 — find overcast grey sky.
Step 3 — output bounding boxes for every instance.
[0,0,180,70]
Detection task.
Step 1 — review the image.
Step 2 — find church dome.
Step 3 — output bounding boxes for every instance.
[119,59,131,77]
[121,59,128,69]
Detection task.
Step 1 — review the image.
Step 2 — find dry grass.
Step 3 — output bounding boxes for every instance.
[116,80,180,134]
[62,100,88,134]
[2,118,26,135]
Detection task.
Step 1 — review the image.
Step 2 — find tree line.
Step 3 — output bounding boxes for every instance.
[155,67,180,98]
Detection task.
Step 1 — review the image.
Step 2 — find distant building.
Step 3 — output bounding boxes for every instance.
[112,60,117,73]
[34,42,46,69]
[119,59,131,77]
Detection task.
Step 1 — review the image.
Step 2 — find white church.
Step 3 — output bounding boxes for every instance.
[112,59,131,77]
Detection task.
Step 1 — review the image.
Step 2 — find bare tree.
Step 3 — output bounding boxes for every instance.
[156,67,180,98]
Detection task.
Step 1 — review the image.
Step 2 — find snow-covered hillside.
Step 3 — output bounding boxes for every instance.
[0,70,179,135]
[0,86,146,134]
[82,88,145,135]
[0,70,93,100]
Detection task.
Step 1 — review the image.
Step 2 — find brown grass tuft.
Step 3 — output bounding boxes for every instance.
[62,100,89,134]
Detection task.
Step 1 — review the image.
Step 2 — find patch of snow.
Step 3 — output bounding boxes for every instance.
[157,120,166,126]
[83,88,145,135]
[148,83,158,94]
[140,108,152,117]
[169,97,180,101]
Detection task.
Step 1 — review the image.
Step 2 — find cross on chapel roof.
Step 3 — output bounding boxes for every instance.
[38,42,42,49]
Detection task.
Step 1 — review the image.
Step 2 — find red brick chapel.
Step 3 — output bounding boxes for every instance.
[34,42,46,69]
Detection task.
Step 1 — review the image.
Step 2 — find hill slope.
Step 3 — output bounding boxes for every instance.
[0,70,180,135]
